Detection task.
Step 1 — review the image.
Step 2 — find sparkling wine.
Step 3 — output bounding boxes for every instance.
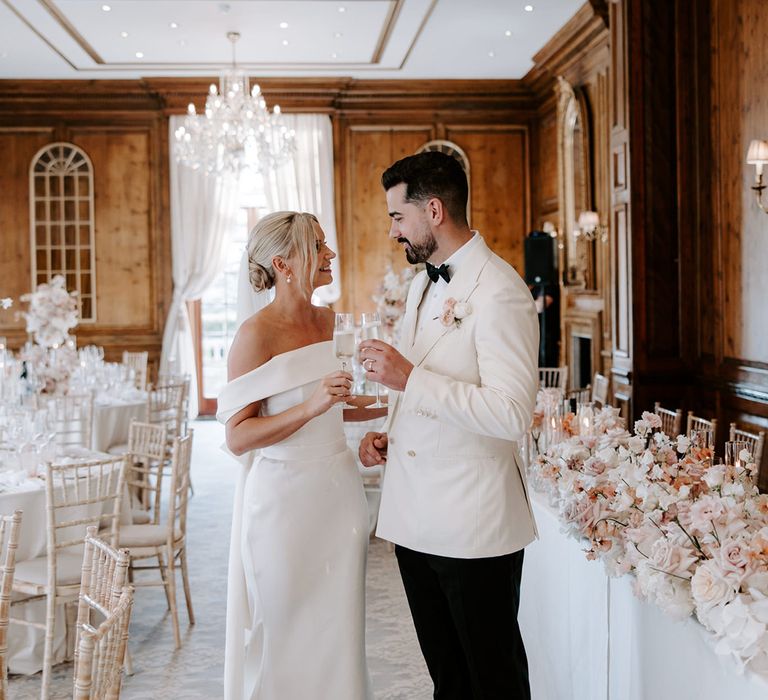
[360,323,381,342]
[333,330,355,359]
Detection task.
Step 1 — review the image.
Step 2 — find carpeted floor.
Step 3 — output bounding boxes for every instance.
[9,419,432,699]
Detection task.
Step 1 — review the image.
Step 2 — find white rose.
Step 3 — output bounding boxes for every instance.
[676,435,691,453]
[453,301,471,319]
[703,464,726,489]
[691,560,737,619]
[628,435,646,454]
[649,538,697,578]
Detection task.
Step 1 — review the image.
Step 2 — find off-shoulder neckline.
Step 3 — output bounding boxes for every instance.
[229,339,333,382]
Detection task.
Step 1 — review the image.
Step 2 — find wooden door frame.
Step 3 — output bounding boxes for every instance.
[187,300,217,416]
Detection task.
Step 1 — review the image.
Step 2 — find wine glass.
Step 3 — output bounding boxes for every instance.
[360,312,385,409]
[333,313,356,406]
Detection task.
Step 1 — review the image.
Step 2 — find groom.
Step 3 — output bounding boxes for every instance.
[358,151,539,699]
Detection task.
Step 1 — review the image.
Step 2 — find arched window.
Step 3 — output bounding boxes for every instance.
[29,142,96,322]
[416,139,471,222]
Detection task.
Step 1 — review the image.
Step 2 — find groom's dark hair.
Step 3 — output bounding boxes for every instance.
[382,151,468,225]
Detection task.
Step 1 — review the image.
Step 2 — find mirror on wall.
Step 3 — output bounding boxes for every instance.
[556,76,594,288]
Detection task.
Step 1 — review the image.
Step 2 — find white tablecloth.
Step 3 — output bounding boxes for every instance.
[1,450,129,674]
[519,490,768,700]
[91,395,146,452]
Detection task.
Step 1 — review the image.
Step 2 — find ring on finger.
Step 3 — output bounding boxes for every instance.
[364,358,374,372]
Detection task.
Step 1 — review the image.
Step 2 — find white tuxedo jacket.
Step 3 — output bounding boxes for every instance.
[376,236,539,558]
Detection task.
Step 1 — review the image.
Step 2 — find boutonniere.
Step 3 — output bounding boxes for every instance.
[436,297,472,328]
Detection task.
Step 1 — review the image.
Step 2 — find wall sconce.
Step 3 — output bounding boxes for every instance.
[575,210,608,242]
[746,139,768,214]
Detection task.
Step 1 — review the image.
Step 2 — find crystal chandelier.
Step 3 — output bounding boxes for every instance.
[174,32,296,175]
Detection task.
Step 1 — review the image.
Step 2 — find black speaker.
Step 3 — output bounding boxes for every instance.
[524,231,556,286]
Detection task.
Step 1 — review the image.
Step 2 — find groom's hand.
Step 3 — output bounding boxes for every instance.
[358,339,413,392]
[359,432,388,466]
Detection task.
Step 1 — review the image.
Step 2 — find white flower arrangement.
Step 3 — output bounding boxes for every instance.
[19,342,79,395]
[530,406,768,674]
[372,264,418,344]
[19,275,79,348]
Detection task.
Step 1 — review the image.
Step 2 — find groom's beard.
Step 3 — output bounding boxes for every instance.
[398,228,437,265]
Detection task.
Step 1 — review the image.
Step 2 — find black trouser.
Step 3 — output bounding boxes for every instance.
[395,545,530,700]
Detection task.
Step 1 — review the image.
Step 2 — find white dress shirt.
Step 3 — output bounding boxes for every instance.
[416,232,481,335]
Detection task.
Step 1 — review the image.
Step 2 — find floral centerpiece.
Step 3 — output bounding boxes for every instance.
[19,275,79,348]
[530,409,768,674]
[372,263,418,345]
[15,276,80,394]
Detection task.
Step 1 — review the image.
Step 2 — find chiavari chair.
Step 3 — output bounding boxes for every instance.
[654,402,683,437]
[72,586,134,700]
[11,455,126,699]
[591,373,610,407]
[0,511,22,700]
[121,351,148,392]
[113,432,194,649]
[538,366,568,390]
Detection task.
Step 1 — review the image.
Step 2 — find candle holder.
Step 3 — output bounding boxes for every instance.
[725,440,751,469]
[577,402,595,437]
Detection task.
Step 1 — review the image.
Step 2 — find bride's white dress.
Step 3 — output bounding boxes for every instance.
[217,341,372,700]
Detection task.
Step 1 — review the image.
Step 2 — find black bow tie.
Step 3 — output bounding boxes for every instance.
[425,262,451,284]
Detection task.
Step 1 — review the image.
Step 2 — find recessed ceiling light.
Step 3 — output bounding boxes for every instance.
[279,22,288,29]
[282,39,289,46]
[169,22,179,29]
[338,5,346,12]
[524,4,534,11]
[101,4,111,12]
[505,29,512,36]
[135,51,144,59]
[120,31,128,38]
[334,32,343,38]
[488,50,495,58]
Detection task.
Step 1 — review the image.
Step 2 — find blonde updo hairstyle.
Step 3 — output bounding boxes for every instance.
[247,211,319,298]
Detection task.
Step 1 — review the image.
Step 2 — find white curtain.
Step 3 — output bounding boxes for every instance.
[243,113,340,308]
[161,115,240,417]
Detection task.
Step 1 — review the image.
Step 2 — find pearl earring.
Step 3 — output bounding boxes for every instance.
[287,276,292,284]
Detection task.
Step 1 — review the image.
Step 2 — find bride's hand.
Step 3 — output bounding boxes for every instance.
[305,371,353,417]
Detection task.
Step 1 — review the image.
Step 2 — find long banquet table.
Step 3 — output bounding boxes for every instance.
[519,489,768,700]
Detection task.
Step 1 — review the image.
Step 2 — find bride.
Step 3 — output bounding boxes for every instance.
[216,211,380,700]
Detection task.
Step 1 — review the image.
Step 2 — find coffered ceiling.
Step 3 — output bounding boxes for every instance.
[0,0,583,79]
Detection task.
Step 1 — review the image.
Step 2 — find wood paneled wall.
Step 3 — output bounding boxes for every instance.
[0,97,170,373]
[707,0,768,482]
[0,79,536,367]
[337,120,531,316]
[528,4,613,387]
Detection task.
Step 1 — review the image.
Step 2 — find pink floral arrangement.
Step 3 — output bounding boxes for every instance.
[439,297,471,328]
[19,275,79,348]
[372,264,417,344]
[531,410,768,674]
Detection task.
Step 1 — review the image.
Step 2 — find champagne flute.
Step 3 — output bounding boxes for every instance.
[360,312,385,409]
[333,313,356,406]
